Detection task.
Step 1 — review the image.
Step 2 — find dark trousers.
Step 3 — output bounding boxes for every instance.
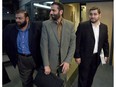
[17,55,35,87]
[78,53,100,87]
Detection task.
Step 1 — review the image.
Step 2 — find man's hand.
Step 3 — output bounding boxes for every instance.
[60,62,70,74]
[75,58,81,65]
[104,57,109,63]
[44,66,51,75]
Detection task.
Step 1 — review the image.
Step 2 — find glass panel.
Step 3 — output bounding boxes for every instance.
[33,1,53,21]
[25,0,54,21]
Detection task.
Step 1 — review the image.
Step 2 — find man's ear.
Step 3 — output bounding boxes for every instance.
[99,13,101,19]
[60,10,63,16]
[26,17,29,21]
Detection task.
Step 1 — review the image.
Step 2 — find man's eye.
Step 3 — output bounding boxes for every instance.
[90,13,97,16]
[19,18,22,19]
[16,17,22,19]
[93,13,97,15]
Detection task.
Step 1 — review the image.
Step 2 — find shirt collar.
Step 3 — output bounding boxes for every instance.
[16,23,30,32]
[51,17,63,25]
[91,21,100,27]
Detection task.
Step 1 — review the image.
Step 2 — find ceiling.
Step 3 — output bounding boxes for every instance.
[3,0,19,14]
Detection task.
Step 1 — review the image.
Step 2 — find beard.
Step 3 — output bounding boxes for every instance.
[51,13,60,21]
[90,18,99,23]
[16,20,27,28]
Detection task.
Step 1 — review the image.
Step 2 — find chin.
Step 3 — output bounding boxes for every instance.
[91,20,97,23]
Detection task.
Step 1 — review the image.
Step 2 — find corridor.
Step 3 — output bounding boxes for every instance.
[3,55,113,87]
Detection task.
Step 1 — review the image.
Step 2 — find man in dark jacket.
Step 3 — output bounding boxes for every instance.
[3,9,43,87]
[74,7,109,87]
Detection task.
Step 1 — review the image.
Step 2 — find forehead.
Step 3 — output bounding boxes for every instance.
[89,10,99,14]
[51,4,59,10]
[15,13,25,17]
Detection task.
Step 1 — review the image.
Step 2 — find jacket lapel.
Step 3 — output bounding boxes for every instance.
[28,23,33,51]
[99,23,103,41]
[89,22,95,41]
[98,23,103,50]
[50,20,60,43]
[61,19,65,45]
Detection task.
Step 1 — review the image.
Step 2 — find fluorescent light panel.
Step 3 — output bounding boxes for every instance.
[44,1,53,4]
[33,3,51,9]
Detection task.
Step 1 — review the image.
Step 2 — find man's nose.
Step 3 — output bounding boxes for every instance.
[50,11,53,15]
[16,19,21,23]
[91,15,95,18]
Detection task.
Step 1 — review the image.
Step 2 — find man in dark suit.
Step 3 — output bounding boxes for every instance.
[3,9,42,87]
[74,7,109,87]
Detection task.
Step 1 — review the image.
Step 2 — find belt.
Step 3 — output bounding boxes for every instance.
[18,53,32,57]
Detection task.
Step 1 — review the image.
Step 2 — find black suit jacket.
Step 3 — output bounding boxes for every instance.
[3,21,43,68]
[74,21,109,61]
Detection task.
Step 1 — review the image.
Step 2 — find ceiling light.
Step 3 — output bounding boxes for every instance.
[33,3,51,9]
[44,1,53,4]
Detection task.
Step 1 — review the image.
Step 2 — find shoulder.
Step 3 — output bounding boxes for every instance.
[63,19,74,25]
[42,20,51,25]
[5,23,16,29]
[4,23,16,32]
[76,21,91,33]
[100,23,108,32]
[77,21,90,31]
[100,22,108,27]
[3,23,16,36]
[79,21,90,26]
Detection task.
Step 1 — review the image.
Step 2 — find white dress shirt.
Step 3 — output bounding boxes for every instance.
[92,22,100,53]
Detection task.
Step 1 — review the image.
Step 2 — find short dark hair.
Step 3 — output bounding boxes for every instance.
[51,2,64,11]
[15,9,29,18]
[89,7,101,14]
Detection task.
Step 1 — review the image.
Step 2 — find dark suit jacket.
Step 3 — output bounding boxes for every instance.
[74,21,109,62]
[3,21,43,68]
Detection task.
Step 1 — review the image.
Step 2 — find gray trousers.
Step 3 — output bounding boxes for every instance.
[17,55,35,87]
[59,73,67,87]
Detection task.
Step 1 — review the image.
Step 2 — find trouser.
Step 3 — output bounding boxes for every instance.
[59,73,67,87]
[17,54,35,87]
[78,53,100,87]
